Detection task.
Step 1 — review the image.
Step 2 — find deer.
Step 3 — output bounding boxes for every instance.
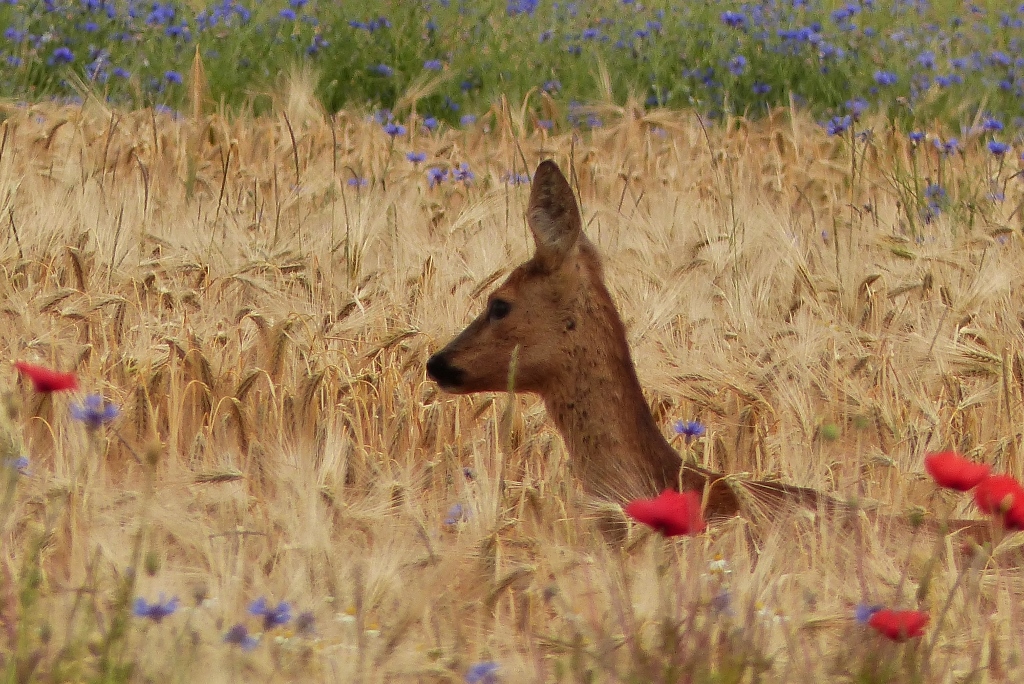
[426,160,826,522]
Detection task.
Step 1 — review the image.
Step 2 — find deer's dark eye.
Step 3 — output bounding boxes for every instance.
[488,298,512,321]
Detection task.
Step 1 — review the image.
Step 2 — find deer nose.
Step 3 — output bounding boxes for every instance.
[426,353,464,388]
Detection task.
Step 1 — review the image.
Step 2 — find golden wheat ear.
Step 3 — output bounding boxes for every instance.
[527,160,583,271]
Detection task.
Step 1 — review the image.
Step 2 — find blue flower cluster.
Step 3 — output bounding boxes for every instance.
[2,1,1024,132]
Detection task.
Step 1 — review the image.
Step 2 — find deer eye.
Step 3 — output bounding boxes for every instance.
[488,298,512,321]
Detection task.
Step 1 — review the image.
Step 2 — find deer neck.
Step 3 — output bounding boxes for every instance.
[538,289,688,501]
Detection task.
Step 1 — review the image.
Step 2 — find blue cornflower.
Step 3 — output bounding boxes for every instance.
[712,589,733,614]
[382,122,406,137]
[846,98,868,118]
[504,172,530,186]
[539,29,553,42]
[4,27,25,41]
[873,70,898,86]
[133,595,180,622]
[537,119,553,130]
[453,163,474,183]
[721,11,748,28]
[923,183,947,222]
[582,28,600,40]
[460,114,477,127]
[507,0,538,17]
[86,58,108,81]
[924,184,946,202]
[164,24,189,40]
[422,116,438,131]
[908,131,925,144]
[279,8,296,20]
[248,597,291,630]
[224,624,258,650]
[466,661,500,684]
[917,50,935,69]
[818,43,845,60]
[834,3,861,23]
[675,420,706,444]
[51,47,74,64]
[347,177,369,188]
[727,55,747,76]
[5,456,28,475]
[307,35,328,55]
[146,3,175,25]
[988,50,1012,67]
[165,71,183,85]
[825,115,852,136]
[988,140,1009,156]
[427,167,448,188]
[934,137,959,155]
[351,16,390,32]
[71,395,120,430]
[855,604,883,624]
[424,59,443,71]
[406,151,427,163]
[542,80,561,93]
[371,64,394,77]
[444,503,468,525]
[752,82,771,95]
[982,117,1004,132]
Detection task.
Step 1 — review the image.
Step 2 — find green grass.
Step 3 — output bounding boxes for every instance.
[2,1,1024,134]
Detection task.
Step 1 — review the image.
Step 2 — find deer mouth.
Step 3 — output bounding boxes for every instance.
[426,353,465,390]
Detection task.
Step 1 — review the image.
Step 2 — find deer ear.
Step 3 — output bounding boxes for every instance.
[527,160,582,271]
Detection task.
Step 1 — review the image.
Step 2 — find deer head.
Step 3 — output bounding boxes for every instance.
[426,160,629,397]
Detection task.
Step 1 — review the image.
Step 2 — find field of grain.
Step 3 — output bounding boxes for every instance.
[1,91,1023,682]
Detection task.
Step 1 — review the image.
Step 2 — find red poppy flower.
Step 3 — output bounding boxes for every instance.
[625,489,706,537]
[867,609,929,641]
[14,361,79,393]
[973,474,1024,515]
[924,451,990,491]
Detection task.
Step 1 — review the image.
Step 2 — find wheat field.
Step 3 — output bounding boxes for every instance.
[1,91,1023,682]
